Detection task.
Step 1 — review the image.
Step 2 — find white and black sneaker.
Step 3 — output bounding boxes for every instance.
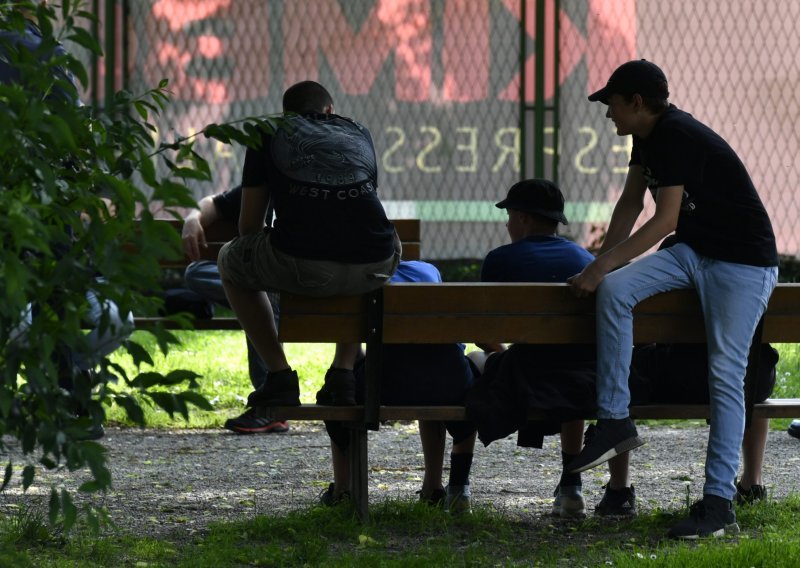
[594,484,637,517]
[668,494,740,539]
[568,418,644,473]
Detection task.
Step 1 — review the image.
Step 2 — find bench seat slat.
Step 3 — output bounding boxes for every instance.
[263,398,800,422]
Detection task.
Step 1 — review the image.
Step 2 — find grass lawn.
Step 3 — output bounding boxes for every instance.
[1,333,799,565]
[2,495,800,566]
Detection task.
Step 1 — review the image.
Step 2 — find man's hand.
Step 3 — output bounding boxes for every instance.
[567,259,610,298]
[181,214,206,261]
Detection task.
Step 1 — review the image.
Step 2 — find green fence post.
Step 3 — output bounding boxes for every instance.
[103,0,116,109]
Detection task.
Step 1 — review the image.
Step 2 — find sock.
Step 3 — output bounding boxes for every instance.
[559,451,581,487]
[448,453,473,487]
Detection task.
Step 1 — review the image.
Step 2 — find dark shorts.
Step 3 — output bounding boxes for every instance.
[218,229,401,297]
[326,344,479,451]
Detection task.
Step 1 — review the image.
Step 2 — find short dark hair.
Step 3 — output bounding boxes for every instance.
[622,91,669,114]
[282,81,333,114]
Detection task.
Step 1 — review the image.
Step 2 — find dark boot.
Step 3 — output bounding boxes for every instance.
[247,369,301,407]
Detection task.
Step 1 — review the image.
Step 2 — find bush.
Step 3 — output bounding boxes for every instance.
[0,1,274,531]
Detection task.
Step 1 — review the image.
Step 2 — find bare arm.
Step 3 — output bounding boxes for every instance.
[568,183,683,297]
[181,195,219,260]
[597,165,648,254]
[238,185,270,236]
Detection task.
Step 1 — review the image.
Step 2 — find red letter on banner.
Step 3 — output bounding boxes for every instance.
[283,0,431,101]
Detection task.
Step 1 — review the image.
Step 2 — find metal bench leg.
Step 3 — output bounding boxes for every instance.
[348,424,369,522]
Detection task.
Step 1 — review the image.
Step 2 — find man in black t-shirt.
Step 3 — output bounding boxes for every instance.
[568,60,779,539]
[218,81,400,408]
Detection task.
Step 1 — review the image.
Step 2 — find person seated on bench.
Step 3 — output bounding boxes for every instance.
[321,261,479,513]
[567,60,778,539]
[465,179,596,519]
[218,80,401,408]
[593,341,780,516]
[182,185,288,434]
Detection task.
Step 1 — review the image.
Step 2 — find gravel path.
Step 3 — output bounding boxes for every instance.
[2,422,799,542]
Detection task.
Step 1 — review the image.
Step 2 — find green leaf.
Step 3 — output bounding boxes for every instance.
[125,340,155,368]
[113,394,145,425]
[49,487,60,526]
[66,26,101,55]
[179,391,214,411]
[85,506,100,533]
[1,462,12,492]
[21,465,35,491]
[61,489,77,531]
[78,480,105,493]
[147,392,179,418]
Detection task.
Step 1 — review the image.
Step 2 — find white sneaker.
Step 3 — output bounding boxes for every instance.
[445,484,472,515]
[552,484,586,519]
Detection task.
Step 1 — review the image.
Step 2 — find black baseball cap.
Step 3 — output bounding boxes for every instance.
[588,59,669,104]
[495,179,568,225]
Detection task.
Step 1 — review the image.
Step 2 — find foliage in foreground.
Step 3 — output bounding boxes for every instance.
[1,494,799,567]
[0,0,275,531]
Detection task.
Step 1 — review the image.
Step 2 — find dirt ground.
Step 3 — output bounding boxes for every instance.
[1,422,799,542]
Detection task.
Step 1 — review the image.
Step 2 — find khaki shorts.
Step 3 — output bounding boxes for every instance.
[218,230,401,297]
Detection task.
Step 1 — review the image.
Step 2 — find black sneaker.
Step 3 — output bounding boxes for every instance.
[568,418,644,473]
[735,481,766,505]
[789,420,800,440]
[418,488,446,507]
[668,494,740,539]
[223,407,289,434]
[246,369,301,407]
[316,368,356,406]
[318,483,350,506]
[595,484,637,517]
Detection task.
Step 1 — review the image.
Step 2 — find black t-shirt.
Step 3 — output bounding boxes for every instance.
[211,185,243,226]
[630,105,778,267]
[241,113,395,263]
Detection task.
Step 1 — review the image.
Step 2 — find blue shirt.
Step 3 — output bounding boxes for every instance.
[390,260,441,284]
[481,235,594,283]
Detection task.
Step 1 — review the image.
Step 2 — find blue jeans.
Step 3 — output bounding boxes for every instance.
[185,261,280,390]
[595,243,777,500]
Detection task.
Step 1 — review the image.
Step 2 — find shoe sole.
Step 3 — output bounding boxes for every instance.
[553,505,586,519]
[671,522,740,540]
[569,435,646,474]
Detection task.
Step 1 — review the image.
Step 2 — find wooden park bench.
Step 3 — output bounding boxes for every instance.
[269,282,800,520]
[133,219,800,521]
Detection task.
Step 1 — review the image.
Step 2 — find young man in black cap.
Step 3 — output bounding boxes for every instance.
[466,179,596,518]
[567,60,778,538]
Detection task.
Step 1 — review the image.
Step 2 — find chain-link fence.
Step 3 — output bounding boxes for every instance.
[86,0,800,261]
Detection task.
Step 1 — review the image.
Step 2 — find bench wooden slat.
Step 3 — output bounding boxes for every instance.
[751,398,800,418]
[135,317,242,330]
[265,399,800,422]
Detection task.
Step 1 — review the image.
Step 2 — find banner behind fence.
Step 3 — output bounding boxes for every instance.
[87,0,800,260]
